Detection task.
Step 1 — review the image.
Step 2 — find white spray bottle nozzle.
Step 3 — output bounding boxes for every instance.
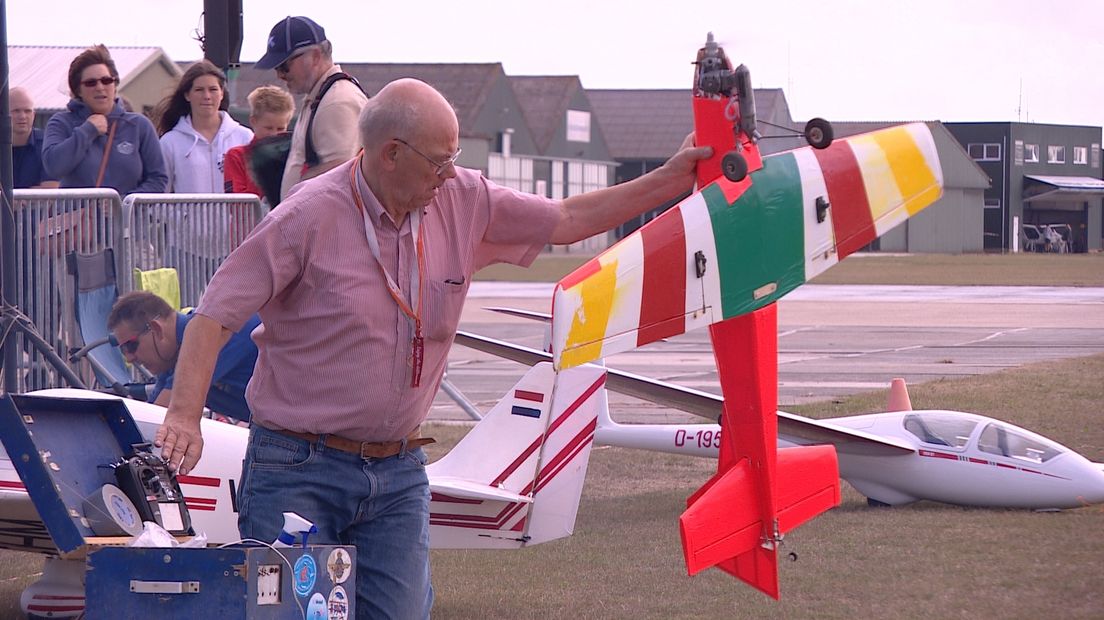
[273,511,318,548]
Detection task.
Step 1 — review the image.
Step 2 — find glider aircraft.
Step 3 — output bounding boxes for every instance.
[457,328,1104,511]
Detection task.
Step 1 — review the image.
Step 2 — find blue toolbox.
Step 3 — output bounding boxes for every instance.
[0,394,355,619]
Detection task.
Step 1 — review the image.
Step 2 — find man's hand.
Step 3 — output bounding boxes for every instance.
[87,114,109,135]
[658,132,712,191]
[155,407,204,475]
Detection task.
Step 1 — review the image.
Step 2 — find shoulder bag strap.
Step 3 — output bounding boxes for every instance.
[304,73,367,169]
[94,120,119,188]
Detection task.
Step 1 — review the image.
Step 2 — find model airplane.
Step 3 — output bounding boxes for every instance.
[0,361,602,618]
[543,33,944,598]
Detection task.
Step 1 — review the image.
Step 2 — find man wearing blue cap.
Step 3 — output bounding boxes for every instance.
[255,16,368,201]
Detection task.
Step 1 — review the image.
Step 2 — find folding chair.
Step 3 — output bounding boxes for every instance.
[66,250,151,399]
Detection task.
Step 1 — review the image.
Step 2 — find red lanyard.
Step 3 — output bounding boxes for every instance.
[348,153,426,387]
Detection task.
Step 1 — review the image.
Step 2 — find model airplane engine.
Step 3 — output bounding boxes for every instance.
[693,32,833,186]
[695,35,760,147]
[693,32,762,185]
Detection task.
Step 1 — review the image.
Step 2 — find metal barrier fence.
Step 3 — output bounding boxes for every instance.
[119,194,266,307]
[4,189,263,392]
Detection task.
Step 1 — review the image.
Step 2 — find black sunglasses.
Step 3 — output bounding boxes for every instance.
[275,48,311,74]
[116,323,151,355]
[81,76,118,88]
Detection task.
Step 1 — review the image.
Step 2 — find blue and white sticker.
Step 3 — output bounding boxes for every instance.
[294,553,318,597]
[327,548,352,584]
[306,592,326,619]
[328,586,349,620]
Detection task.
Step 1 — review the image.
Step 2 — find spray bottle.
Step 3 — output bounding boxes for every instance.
[273,512,318,548]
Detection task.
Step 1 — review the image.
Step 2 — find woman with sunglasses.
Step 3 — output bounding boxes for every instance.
[154,60,253,193]
[42,44,168,194]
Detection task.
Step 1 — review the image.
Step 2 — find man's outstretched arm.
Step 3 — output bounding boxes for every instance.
[551,135,711,244]
[155,314,233,475]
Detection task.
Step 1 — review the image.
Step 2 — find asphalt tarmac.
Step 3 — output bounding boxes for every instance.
[431,284,1104,423]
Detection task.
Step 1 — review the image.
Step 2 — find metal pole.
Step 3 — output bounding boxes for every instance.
[1,0,20,393]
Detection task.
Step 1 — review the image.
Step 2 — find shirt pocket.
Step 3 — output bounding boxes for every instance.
[423,278,467,342]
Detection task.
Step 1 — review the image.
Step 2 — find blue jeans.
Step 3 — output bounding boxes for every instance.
[238,425,433,620]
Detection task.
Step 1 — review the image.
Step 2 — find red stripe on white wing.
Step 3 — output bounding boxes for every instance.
[514,390,545,403]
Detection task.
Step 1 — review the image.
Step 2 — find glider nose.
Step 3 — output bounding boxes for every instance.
[1079,463,1104,506]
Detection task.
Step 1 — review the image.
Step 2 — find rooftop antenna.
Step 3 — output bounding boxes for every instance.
[1017,78,1022,122]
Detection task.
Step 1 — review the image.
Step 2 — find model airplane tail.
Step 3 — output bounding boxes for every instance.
[426,362,604,548]
[551,122,943,371]
[680,443,838,597]
[676,307,839,598]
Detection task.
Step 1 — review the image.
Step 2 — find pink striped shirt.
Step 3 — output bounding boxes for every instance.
[196,159,559,441]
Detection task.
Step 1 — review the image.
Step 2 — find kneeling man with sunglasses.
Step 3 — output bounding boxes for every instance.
[108,291,259,423]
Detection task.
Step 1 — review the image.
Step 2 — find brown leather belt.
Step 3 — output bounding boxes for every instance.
[267,426,435,460]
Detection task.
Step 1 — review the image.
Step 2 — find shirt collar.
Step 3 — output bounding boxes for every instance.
[353,157,390,229]
[305,64,344,107]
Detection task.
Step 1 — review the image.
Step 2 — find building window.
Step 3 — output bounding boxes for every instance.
[984,198,1001,210]
[1013,140,1023,166]
[551,161,564,199]
[1047,145,1065,164]
[1093,144,1101,168]
[1073,146,1088,165]
[967,143,1001,161]
[487,154,534,193]
[1024,143,1039,163]
[558,160,609,197]
[566,110,591,143]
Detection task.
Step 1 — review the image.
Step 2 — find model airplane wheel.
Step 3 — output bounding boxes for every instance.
[804,118,834,149]
[721,151,748,182]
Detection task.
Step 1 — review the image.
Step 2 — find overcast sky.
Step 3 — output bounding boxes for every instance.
[7,0,1102,127]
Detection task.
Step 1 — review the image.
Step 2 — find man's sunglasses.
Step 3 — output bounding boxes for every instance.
[115,323,151,355]
[275,48,311,74]
[81,76,119,88]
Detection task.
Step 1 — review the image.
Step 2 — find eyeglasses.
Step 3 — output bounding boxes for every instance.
[275,48,311,74]
[81,76,119,88]
[115,323,151,355]
[394,138,462,177]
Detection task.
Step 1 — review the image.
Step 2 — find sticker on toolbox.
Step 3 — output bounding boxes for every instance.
[307,592,326,619]
[327,548,352,584]
[328,585,349,620]
[294,553,318,597]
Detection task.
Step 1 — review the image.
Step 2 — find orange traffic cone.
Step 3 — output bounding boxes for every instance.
[886,378,913,412]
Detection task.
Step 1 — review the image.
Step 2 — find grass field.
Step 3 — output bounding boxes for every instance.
[474,252,1104,287]
[426,353,1104,619]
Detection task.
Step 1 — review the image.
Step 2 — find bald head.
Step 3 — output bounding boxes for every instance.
[358,78,458,152]
[10,87,35,145]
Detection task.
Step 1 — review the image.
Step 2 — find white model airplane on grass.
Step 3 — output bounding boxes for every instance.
[0,361,602,618]
[455,329,1104,511]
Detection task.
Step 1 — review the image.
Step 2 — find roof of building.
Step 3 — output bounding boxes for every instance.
[509,75,585,153]
[10,45,181,111]
[586,89,688,161]
[229,62,507,134]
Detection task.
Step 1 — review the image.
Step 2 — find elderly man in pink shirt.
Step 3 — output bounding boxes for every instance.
[157,78,709,619]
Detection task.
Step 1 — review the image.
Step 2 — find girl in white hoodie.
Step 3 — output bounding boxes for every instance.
[156,60,253,193]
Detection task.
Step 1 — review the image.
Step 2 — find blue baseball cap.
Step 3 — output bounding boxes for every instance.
[255,16,327,70]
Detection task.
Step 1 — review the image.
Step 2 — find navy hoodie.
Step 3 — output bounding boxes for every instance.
[42,98,168,195]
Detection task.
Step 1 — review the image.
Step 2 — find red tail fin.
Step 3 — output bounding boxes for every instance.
[680,305,840,599]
